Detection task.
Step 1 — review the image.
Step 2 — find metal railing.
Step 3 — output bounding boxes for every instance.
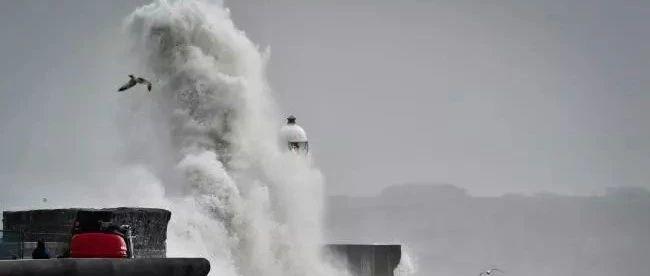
[0,230,23,259]
[0,230,70,259]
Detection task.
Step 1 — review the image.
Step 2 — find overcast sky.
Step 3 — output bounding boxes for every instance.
[1,0,649,199]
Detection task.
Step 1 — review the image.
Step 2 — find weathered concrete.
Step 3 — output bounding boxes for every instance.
[2,208,170,258]
[325,244,402,276]
[0,258,210,276]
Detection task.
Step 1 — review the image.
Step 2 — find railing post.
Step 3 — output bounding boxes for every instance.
[19,229,24,259]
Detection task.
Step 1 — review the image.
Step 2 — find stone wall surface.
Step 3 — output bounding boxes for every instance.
[2,208,170,258]
[325,244,402,276]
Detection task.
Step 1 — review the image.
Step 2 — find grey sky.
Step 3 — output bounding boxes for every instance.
[1,0,649,199]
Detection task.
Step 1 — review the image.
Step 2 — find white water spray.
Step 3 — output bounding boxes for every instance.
[394,246,417,276]
[120,1,345,275]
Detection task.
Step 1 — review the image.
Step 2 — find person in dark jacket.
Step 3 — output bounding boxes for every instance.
[32,240,51,259]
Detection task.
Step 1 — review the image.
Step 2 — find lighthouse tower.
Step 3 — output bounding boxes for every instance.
[280,115,309,153]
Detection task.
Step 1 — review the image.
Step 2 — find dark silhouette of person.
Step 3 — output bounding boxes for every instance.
[32,240,51,259]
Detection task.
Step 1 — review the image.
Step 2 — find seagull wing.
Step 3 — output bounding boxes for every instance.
[118,79,136,92]
[136,78,153,92]
[490,268,504,274]
[145,80,152,91]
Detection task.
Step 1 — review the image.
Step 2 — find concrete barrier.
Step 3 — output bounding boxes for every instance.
[325,244,402,276]
[0,258,210,276]
[2,208,170,258]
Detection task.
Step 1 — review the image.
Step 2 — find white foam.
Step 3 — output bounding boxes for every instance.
[118,1,347,275]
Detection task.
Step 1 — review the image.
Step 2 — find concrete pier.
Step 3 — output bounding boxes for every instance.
[325,244,402,276]
[2,208,170,258]
[0,258,210,276]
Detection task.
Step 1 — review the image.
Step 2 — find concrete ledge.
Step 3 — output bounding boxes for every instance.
[0,258,210,276]
[325,244,402,276]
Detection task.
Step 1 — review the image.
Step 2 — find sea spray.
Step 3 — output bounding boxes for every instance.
[394,245,418,276]
[123,1,346,275]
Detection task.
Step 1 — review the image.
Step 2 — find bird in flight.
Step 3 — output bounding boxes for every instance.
[118,75,152,92]
[479,268,504,276]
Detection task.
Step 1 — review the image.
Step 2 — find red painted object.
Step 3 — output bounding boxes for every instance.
[70,232,128,258]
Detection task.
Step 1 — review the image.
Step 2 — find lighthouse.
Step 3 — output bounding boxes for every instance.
[280,115,309,153]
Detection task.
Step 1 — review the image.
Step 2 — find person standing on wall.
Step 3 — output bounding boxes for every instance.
[32,240,51,259]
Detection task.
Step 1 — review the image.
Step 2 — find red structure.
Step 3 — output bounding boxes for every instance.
[70,232,127,258]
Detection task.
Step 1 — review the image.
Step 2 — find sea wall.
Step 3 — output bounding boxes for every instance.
[1,208,170,258]
[0,258,210,276]
[325,244,402,276]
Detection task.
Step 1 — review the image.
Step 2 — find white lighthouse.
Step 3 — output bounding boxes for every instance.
[280,115,309,153]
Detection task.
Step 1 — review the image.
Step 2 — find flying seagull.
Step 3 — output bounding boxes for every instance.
[118,75,152,92]
[479,268,504,276]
